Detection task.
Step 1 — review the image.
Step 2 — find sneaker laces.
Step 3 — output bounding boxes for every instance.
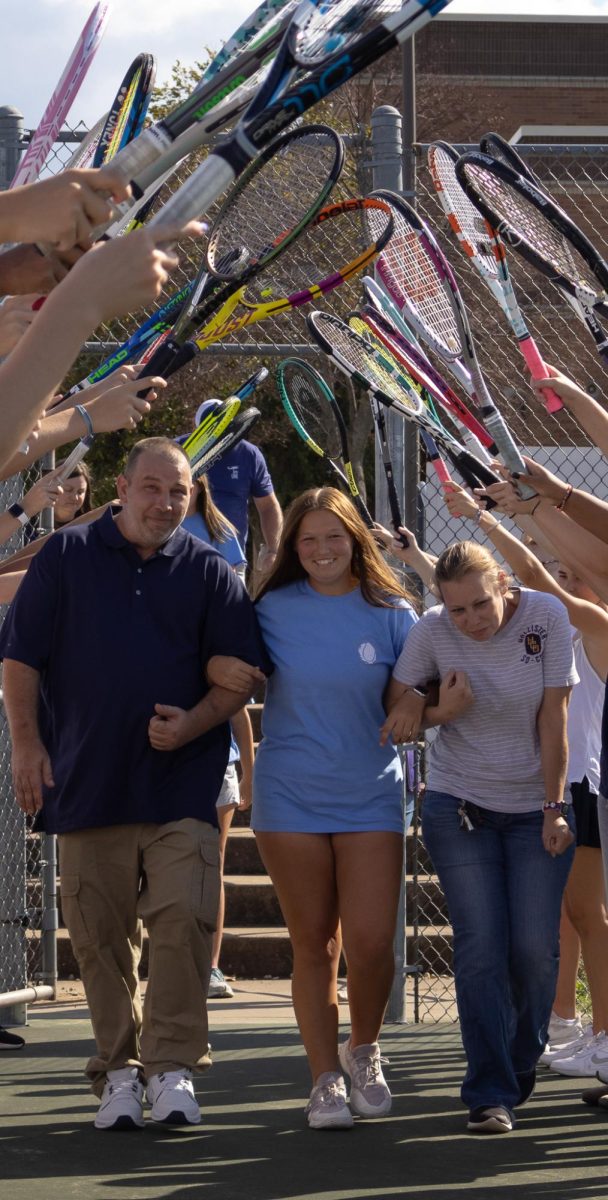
[157,1069,194,1092]
[307,1079,347,1112]
[351,1048,389,1091]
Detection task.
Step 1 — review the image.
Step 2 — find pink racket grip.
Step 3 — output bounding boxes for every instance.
[432,459,452,485]
[520,339,563,414]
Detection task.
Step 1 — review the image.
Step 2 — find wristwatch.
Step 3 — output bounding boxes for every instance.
[542,801,570,816]
[410,685,428,698]
[8,502,29,526]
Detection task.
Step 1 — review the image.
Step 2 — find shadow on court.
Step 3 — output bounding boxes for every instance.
[1,995,608,1200]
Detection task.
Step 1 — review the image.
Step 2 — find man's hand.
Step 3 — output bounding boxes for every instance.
[148,703,196,751]
[12,738,54,815]
[206,655,266,693]
[542,810,575,857]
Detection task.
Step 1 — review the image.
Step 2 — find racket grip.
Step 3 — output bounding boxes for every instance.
[519,339,563,414]
[136,338,181,391]
[432,459,452,485]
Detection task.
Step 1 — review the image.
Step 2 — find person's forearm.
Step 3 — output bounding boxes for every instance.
[0,278,100,471]
[549,485,608,547]
[187,685,252,740]
[478,511,559,594]
[2,659,43,744]
[259,503,283,552]
[0,407,91,477]
[0,571,26,602]
[537,704,568,806]
[231,707,255,779]
[404,545,438,592]
[534,504,608,600]
[557,388,608,460]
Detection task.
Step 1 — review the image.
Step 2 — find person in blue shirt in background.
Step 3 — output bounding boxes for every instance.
[194,399,283,581]
[208,487,418,1131]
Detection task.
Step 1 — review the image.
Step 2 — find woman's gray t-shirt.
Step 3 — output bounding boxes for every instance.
[393,588,578,812]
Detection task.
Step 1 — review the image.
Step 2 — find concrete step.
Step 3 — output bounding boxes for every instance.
[56,924,453,980]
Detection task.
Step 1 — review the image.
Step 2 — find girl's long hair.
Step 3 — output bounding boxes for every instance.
[255,487,417,608]
[195,474,238,544]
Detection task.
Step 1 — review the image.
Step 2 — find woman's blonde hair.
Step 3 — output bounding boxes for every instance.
[195,474,238,544]
[255,486,417,608]
[434,540,511,594]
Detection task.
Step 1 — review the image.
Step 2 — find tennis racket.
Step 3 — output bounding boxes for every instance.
[140,195,394,386]
[366,189,534,493]
[361,278,498,459]
[348,311,452,486]
[428,140,563,414]
[97,0,449,236]
[307,311,501,494]
[184,365,269,471]
[277,358,374,524]
[192,406,262,480]
[137,123,344,383]
[10,2,110,187]
[93,53,156,167]
[455,151,608,366]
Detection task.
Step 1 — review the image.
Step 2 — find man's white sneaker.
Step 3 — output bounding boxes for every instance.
[305,1072,353,1130]
[147,1070,201,1125]
[94,1067,145,1131]
[338,1039,392,1118]
[551,1031,608,1078]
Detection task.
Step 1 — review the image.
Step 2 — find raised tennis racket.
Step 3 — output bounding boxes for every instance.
[93,53,156,167]
[307,311,501,494]
[96,0,448,238]
[366,189,534,493]
[10,2,110,187]
[455,151,608,366]
[140,195,394,388]
[192,406,262,480]
[277,358,374,524]
[361,278,498,459]
[428,140,563,414]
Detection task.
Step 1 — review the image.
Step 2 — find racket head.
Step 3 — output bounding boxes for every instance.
[183,397,242,465]
[455,151,608,303]
[367,188,465,363]
[428,140,501,289]
[347,313,423,410]
[201,0,298,81]
[205,123,344,281]
[193,196,395,350]
[93,53,154,166]
[479,132,539,186]
[361,275,420,347]
[192,407,262,478]
[306,310,420,414]
[289,0,398,68]
[276,358,345,461]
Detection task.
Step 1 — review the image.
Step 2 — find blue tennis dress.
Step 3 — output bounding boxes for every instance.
[252,581,417,833]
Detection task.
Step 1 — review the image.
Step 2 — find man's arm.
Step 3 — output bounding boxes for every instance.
[2,659,54,815]
[148,685,252,752]
[254,492,283,570]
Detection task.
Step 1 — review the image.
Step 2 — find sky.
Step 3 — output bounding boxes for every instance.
[2,0,607,133]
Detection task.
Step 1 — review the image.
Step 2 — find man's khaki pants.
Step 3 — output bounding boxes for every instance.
[59,818,220,1096]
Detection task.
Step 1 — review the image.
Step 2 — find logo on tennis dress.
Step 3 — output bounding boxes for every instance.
[358,642,377,664]
[519,624,546,663]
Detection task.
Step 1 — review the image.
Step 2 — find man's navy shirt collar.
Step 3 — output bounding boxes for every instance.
[100,504,189,559]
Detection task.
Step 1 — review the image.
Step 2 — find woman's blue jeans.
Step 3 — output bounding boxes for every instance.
[421,790,575,1111]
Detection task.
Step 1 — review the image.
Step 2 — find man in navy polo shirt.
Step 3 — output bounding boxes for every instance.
[0,437,270,1132]
[194,399,283,579]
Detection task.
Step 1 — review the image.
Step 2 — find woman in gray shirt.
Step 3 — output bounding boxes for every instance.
[385,539,577,1136]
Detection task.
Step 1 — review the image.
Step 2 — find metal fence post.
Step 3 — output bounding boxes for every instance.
[370,105,412,1024]
[0,106,23,189]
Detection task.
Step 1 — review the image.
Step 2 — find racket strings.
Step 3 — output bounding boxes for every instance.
[311,312,416,409]
[281,364,343,459]
[207,128,343,280]
[461,163,599,294]
[240,198,393,307]
[293,0,397,66]
[429,145,499,276]
[367,203,462,357]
